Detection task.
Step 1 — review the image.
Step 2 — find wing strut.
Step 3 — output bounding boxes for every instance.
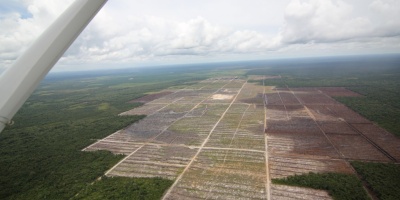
[0,0,108,133]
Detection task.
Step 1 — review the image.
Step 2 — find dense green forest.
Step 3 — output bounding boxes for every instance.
[73,177,173,200]
[351,162,400,200]
[272,172,369,200]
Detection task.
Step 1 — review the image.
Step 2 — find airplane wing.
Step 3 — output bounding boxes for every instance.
[0,0,107,133]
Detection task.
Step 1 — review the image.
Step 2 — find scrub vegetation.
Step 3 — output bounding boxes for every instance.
[272,172,369,200]
[73,176,173,200]
[351,161,400,200]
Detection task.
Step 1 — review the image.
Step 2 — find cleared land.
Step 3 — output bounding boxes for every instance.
[84,76,400,199]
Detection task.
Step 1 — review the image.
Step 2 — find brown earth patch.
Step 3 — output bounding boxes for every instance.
[211,94,234,100]
[265,86,398,163]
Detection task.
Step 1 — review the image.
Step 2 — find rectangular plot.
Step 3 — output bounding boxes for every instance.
[286,105,309,118]
[166,149,267,199]
[206,104,249,147]
[265,92,283,105]
[123,112,186,141]
[326,134,390,161]
[240,119,265,134]
[224,80,246,90]
[206,134,236,148]
[230,134,265,151]
[269,156,353,179]
[168,174,266,200]
[204,94,236,104]
[153,130,203,146]
[306,105,339,122]
[266,105,288,120]
[271,184,332,200]
[167,104,229,146]
[266,119,292,133]
[105,130,134,142]
[225,103,250,113]
[206,104,265,149]
[318,122,358,135]
[235,83,269,105]
[153,129,196,144]
[294,91,337,105]
[267,132,340,158]
[169,116,217,134]
[278,91,300,105]
[107,145,197,180]
[351,123,400,161]
[266,118,321,134]
[327,105,370,123]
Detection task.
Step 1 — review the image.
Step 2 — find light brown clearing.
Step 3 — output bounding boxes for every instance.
[211,94,234,100]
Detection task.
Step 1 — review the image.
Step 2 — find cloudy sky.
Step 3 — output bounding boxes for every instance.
[1,0,400,72]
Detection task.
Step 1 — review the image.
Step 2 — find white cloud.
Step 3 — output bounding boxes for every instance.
[0,0,73,71]
[280,0,400,44]
[369,0,400,37]
[61,15,279,65]
[280,0,372,43]
[0,0,399,72]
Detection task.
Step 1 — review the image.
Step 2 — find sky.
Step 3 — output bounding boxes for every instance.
[0,0,400,72]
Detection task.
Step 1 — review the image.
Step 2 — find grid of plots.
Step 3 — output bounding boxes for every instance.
[265,86,400,199]
[165,149,267,199]
[83,76,400,199]
[265,86,399,182]
[84,77,273,199]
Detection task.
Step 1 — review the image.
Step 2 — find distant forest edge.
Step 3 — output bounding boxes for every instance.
[246,54,400,136]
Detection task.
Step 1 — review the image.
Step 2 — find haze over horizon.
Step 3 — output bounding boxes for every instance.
[1,0,400,72]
